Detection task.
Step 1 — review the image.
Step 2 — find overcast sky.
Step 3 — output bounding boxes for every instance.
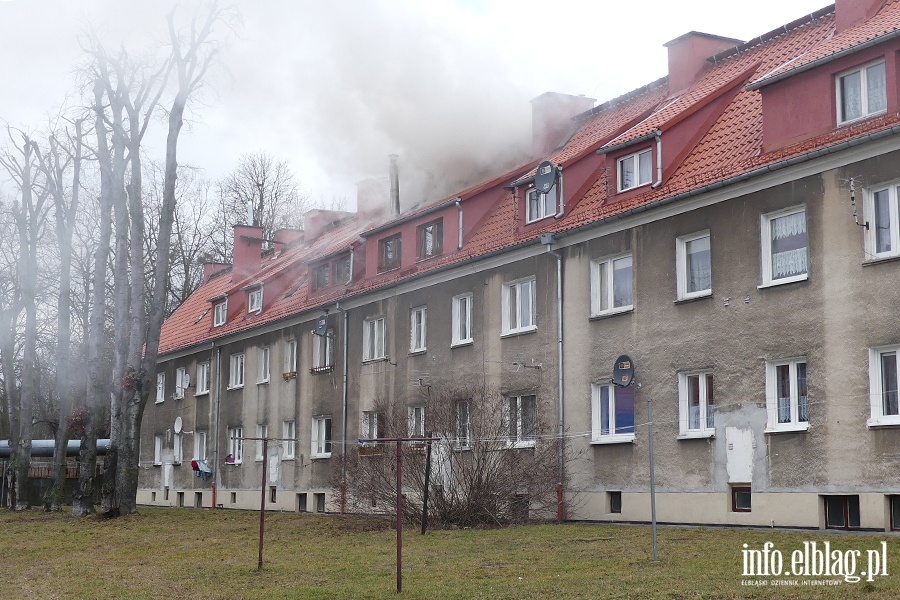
[0,0,830,208]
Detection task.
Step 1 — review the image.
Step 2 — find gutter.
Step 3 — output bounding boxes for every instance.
[541,233,566,523]
[554,167,565,219]
[652,131,663,189]
[212,342,221,509]
[456,198,463,250]
[336,302,350,515]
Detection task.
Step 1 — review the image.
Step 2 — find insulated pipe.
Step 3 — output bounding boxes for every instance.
[0,439,111,458]
[554,167,565,219]
[544,239,565,522]
[652,131,663,189]
[455,198,463,250]
[337,302,350,515]
[347,245,354,285]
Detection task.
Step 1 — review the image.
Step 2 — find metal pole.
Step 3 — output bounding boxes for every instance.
[421,437,433,535]
[258,438,268,570]
[647,395,658,562]
[396,439,403,593]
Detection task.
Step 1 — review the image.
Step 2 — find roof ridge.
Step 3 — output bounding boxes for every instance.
[709,5,834,64]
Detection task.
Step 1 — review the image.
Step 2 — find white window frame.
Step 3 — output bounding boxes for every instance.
[283,421,296,460]
[257,346,270,384]
[410,306,427,353]
[284,340,298,374]
[590,254,634,317]
[247,288,263,313]
[678,370,715,438]
[213,300,227,327]
[194,430,208,461]
[868,345,900,427]
[760,206,808,287]
[451,293,473,346]
[173,433,183,464]
[312,416,332,458]
[676,231,712,300]
[312,329,334,370]
[836,59,887,125]
[156,372,165,403]
[525,184,557,223]
[362,411,384,443]
[228,426,243,464]
[765,358,809,433]
[591,383,636,444]
[228,353,245,389]
[504,394,537,448]
[865,181,900,260]
[617,148,652,192]
[174,367,187,399]
[501,276,537,335]
[255,424,268,461]
[408,406,425,438]
[363,317,386,361]
[455,401,471,450]
[196,361,210,395]
[153,434,163,465]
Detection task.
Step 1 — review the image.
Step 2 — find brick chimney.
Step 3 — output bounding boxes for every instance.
[664,32,743,96]
[232,224,264,282]
[835,0,883,34]
[273,228,304,249]
[531,92,595,158]
[201,262,231,284]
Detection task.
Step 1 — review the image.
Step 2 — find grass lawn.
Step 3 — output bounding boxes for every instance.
[2,507,900,599]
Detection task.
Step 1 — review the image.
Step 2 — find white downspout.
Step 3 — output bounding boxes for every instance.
[455,198,463,250]
[346,246,354,285]
[544,239,565,522]
[337,302,349,514]
[651,130,663,189]
[212,342,221,509]
[554,167,564,219]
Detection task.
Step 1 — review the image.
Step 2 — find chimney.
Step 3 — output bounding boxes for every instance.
[232,224,264,281]
[273,228,304,248]
[389,154,400,217]
[663,32,743,96]
[201,262,231,284]
[530,92,595,158]
[835,0,883,34]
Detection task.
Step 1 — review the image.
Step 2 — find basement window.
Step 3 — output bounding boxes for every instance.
[731,486,751,512]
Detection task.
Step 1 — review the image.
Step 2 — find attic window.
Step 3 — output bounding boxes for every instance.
[617,149,652,192]
[213,300,227,327]
[247,288,263,313]
[526,186,557,223]
[837,60,886,125]
[313,264,330,290]
[333,255,351,284]
[378,234,402,272]
[417,219,443,259]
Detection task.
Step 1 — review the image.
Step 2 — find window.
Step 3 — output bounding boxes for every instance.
[609,491,622,514]
[228,353,244,389]
[590,255,633,316]
[333,255,351,284]
[363,317,386,361]
[452,293,473,346]
[194,431,207,461]
[378,234,402,271]
[417,219,443,258]
[173,433,183,464]
[526,185,557,223]
[156,372,165,403]
[363,412,385,442]
[257,347,270,383]
[866,182,900,259]
[196,361,210,395]
[410,306,427,353]
[504,395,536,448]
[678,371,715,438]
[501,277,536,335]
[869,345,900,426]
[765,359,809,433]
[284,340,297,374]
[312,417,332,458]
[732,486,751,512]
[283,421,296,459]
[591,383,636,443]
[408,406,425,438]
[455,401,471,450]
[228,427,243,464]
[256,424,267,461]
[154,434,163,465]
[313,264,330,290]
[617,149,652,191]
[248,288,263,312]
[761,207,807,286]
[676,231,711,300]
[312,328,334,372]
[837,60,886,125]
[890,496,900,531]
[174,367,187,399]
[213,300,227,327]
[824,495,860,530]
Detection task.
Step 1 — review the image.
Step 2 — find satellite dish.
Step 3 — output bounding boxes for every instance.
[314,314,328,336]
[612,355,635,387]
[534,160,556,193]
[174,416,183,434]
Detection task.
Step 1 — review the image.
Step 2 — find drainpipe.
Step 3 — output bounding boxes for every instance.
[455,198,463,250]
[651,130,663,189]
[336,302,350,514]
[212,342,221,509]
[554,167,565,219]
[346,245,354,285]
[541,232,565,522]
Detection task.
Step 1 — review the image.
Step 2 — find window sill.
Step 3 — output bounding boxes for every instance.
[257,381,269,386]
[283,457,295,461]
[155,400,164,404]
[310,365,334,374]
[174,396,185,401]
[226,462,242,466]
[758,274,808,289]
[590,306,634,321]
[507,441,536,449]
[836,109,887,129]
[362,357,388,365]
[591,435,635,445]
[862,254,900,267]
[525,214,554,226]
[765,423,810,434]
[376,265,401,274]
[310,453,331,460]
[195,391,210,397]
[674,291,712,304]
[501,326,537,339]
[408,349,427,357]
[226,385,244,391]
[416,253,443,263]
[617,181,652,194]
[152,462,162,467]
[866,418,900,429]
[451,339,474,349]
[677,432,715,440]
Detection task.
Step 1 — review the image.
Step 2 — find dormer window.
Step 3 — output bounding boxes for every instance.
[213,300,227,327]
[247,288,263,313]
[313,264,330,290]
[526,186,556,223]
[378,234,402,271]
[837,60,886,125]
[332,255,351,284]
[617,149,652,192]
[417,219,443,259]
